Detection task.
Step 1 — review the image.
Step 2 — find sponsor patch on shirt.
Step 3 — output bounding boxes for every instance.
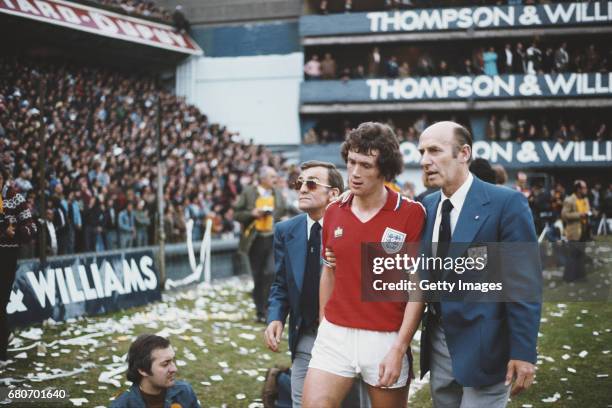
[334,226,343,238]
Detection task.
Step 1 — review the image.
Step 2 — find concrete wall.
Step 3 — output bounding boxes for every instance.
[176,51,304,145]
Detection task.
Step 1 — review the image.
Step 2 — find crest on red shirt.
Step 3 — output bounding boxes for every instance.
[381,227,406,254]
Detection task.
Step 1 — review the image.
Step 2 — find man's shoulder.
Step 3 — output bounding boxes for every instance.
[276,213,306,232]
[171,380,196,392]
[472,177,522,203]
[168,380,198,400]
[109,387,137,407]
[398,194,426,218]
[325,191,351,213]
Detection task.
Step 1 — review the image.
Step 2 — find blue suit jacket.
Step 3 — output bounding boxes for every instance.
[419,176,542,387]
[267,213,312,360]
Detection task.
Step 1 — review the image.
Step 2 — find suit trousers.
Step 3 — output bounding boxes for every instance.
[429,320,510,408]
[292,331,370,408]
[249,234,274,318]
[563,241,586,282]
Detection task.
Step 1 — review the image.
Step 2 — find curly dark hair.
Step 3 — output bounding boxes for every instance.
[340,122,403,182]
[126,334,170,384]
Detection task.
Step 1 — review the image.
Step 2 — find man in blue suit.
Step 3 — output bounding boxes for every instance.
[264,161,364,407]
[417,122,541,407]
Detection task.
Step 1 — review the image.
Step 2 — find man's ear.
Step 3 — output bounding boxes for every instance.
[329,188,340,200]
[461,145,472,163]
[138,368,150,379]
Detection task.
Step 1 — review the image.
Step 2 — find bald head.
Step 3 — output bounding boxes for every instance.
[258,166,278,190]
[418,121,473,197]
[421,121,473,158]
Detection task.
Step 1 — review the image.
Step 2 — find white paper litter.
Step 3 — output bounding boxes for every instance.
[578,351,588,358]
[210,375,223,381]
[19,328,43,340]
[542,392,561,403]
[98,364,127,388]
[70,398,88,406]
[238,333,256,341]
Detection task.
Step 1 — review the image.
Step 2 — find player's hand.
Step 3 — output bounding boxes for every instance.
[505,359,535,396]
[325,247,336,269]
[263,320,284,352]
[6,224,16,238]
[376,347,404,388]
[251,208,264,218]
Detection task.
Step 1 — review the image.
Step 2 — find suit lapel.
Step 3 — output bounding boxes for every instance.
[449,178,490,258]
[286,215,308,293]
[423,192,441,257]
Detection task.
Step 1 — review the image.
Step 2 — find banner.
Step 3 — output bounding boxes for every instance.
[301,141,612,169]
[300,73,612,103]
[6,250,161,328]
[300,1,612,37]
[0,0,202,55]
[401,140,612,168]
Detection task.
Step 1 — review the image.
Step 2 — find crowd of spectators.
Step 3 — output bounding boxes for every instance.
[305,113,611,144]
[77,0,171,22]
[304,114,468,144]
[517,174,612,239]
[485,115,610,142]
[316,0,559,14]
[0,57,290,258]
[304,41,610,80]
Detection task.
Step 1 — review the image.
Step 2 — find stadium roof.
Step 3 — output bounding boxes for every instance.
[0,0,202,66]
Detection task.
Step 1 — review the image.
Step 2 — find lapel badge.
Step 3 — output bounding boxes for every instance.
[334,227,343,238]
[474,215,480,220]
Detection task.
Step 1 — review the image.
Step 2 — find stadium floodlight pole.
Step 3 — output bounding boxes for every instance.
[156,95,166,288]
[37,78,47,265]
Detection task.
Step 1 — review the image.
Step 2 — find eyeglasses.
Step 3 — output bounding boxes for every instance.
[292,178,332,191]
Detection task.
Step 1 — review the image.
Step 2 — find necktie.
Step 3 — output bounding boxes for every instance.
[433,199,453,316]
[301,222,321,329]
[437,199,454,259]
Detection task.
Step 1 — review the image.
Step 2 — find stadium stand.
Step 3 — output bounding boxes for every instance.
[303,40,611,80]
[0,56,287,257]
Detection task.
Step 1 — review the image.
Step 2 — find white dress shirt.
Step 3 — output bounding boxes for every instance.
[46,220,58,255]
[306,215,323,240]
[505,48,513,67]
[432,172,474,249]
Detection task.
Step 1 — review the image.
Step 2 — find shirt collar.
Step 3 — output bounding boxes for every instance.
[339,186,401,211]
[440,172,473,214]
[307,214,323,231]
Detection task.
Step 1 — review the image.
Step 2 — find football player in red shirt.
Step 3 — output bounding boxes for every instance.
[303,122,425,408]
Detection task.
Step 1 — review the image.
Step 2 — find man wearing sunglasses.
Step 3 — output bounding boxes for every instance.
[266,160,369,407]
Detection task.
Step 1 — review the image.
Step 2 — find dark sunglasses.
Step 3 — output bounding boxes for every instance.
[292,178,332,191]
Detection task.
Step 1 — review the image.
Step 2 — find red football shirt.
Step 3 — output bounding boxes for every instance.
[322,187,425,331]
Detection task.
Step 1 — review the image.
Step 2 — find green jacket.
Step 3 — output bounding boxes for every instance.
[234,185,287,254]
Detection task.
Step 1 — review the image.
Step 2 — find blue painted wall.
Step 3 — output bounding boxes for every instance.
[191,21,300,57]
